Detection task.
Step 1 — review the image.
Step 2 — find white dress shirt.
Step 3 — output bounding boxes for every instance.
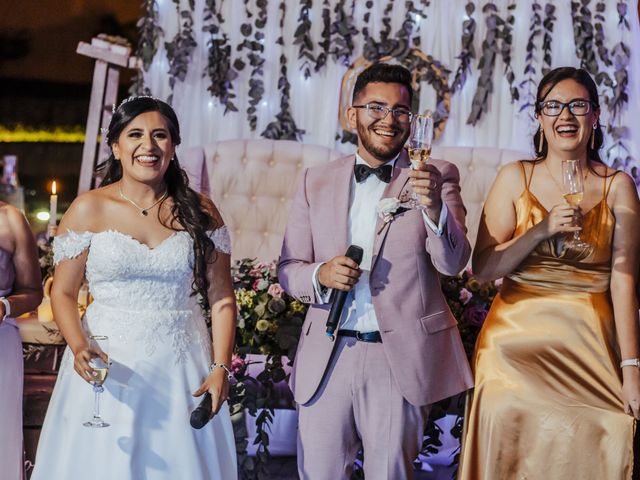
[312,152,448,333]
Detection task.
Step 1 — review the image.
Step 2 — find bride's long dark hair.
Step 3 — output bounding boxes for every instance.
[97,96,217,313]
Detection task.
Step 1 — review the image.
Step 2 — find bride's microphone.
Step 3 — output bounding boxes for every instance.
[190,392,213,429]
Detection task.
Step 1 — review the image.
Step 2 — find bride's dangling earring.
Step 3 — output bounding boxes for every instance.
[590,122,597,150]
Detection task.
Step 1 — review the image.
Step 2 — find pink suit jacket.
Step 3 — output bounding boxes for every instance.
[278,151,474,406]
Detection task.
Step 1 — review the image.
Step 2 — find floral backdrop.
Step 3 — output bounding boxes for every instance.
[134,0,640,184]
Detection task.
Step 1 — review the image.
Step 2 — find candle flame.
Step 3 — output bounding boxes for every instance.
[52,181,57,195]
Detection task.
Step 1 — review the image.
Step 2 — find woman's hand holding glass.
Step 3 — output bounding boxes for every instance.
[82,335,110,428]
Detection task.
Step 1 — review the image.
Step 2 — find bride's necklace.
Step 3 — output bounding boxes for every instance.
[118,182,168,216]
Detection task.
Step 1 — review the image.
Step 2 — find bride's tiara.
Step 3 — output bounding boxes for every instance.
[112,95,162,113]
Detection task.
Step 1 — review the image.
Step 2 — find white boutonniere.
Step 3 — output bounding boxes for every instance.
[376,194,410,233]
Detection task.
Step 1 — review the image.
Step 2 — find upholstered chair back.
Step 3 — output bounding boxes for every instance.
[431,146,529,251]
[182,140,529,263]
[182,140,344,263]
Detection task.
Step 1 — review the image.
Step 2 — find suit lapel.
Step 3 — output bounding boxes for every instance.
[372,151,411,269]
[332,156,355,255]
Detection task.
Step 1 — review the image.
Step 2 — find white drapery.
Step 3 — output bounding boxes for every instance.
[143,0,639,168]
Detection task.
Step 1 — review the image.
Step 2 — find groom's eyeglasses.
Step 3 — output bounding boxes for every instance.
[352,103,413,123]
[537,99,596,117]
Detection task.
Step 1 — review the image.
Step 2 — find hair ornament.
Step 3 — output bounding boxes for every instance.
[113,95,162,113]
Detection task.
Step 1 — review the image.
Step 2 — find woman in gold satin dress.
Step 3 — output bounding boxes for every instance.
[459,67,640,479]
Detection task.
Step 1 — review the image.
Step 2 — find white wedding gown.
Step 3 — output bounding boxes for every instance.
[31,228,237,480]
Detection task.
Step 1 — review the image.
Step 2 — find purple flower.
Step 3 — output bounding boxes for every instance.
[463,303,488,327]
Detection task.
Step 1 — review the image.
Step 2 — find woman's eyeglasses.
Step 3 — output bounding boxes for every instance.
[537,99,596,117]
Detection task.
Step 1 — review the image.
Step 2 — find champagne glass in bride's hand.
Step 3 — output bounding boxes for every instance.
[83,335,110,428]
[562,159,590,249]
[408,112,434,209]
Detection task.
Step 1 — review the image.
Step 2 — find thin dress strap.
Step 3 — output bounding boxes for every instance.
[604,171,621,200]
[519,160,535,191]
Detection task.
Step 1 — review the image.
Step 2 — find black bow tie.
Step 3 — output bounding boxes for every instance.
[354,163,393,183]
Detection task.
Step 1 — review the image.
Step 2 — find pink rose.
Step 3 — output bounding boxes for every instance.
[268,283,284,298]
[459,288,472,305]
[230,354,246,374]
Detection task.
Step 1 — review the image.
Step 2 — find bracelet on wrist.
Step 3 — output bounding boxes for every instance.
[620,358,640,368]
[209,362,233,380]
[0,296,10,321]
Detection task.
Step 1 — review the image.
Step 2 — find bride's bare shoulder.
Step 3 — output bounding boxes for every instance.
[58,185,118,232]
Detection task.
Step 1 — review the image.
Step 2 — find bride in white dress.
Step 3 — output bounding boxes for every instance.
[31,97,237,480]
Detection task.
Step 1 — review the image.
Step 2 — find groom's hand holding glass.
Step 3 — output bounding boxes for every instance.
[408,164,443,223]
[407,112,442,223]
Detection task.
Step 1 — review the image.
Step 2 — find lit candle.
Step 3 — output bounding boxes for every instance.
[49,181,58,226]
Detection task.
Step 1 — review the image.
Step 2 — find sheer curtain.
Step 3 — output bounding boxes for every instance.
[144,0,639,167]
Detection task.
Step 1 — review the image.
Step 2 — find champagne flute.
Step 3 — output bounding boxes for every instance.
[407,112,434,209]
[83,335,110,428]
[562,159,590,249]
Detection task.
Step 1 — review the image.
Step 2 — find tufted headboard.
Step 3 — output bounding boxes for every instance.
[182,140,529,263]
[182,139,344,262]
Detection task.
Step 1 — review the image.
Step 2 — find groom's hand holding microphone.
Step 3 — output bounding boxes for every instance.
[317,250,362,292]
[319,245,364,339]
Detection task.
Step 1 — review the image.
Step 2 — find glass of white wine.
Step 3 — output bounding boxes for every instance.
[408,111,434,209]
[562,159,590,249]
[83,335,110,428]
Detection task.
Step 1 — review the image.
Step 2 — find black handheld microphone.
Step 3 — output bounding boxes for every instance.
[190,392,213,429]
[325,245,364,340]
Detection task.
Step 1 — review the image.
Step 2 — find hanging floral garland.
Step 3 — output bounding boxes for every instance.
[467,3,501,126]
[202,0,239,113]
[261,1,305,141]
[164,0,197,104]
[294,0,315,79]
[571,1,598,75]
[607,1,635,184]
[361,0,373,44]
[593,1,613,67]
[315,0,332,72]
[501,1,519,103]
[518,0,542,117]
[129,0,161,95]
[451,2,477,93]
[330,0,358,66]
[541,3,556,75]
[236,0,268,130]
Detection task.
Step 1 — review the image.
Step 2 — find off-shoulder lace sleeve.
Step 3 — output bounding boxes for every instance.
[207,225,231,255]
[53,230,94,264]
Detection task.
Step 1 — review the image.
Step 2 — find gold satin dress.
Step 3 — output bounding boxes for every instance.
[459,163,635,480]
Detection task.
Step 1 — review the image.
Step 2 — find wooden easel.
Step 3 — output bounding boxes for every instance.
[76,37,138,194]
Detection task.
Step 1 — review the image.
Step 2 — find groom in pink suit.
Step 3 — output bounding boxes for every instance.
[278,63,473,480]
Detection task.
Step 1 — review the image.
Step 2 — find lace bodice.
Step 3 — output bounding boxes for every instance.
[52,228,231,362]
[54,228,230,310]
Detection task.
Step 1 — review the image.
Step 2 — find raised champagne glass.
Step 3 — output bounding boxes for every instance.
[408,111,434,209]
[83,335,110,428]
[562,159,590,249]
